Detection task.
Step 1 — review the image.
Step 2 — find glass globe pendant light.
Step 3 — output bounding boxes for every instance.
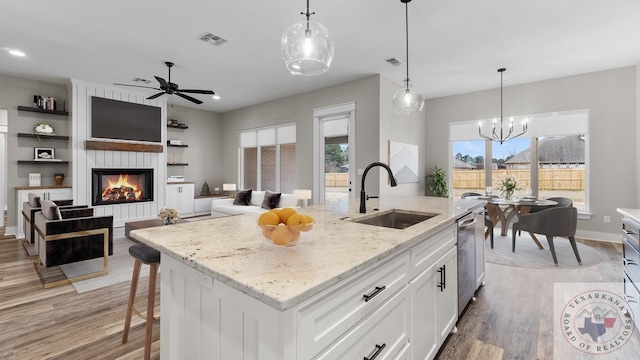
[281,0,335,76]
[392,0,425,114]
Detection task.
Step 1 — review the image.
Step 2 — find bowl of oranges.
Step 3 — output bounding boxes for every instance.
[257,207,315,247]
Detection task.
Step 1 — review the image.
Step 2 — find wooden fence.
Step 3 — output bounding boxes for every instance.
[325,173,349,187]
[453,169,585,190]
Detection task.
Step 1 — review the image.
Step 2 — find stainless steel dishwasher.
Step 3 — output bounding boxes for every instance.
[457,209,480,317]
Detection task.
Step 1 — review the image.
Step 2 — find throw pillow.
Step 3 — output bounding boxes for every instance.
[250,191,266,207]
[40,200,60,220]
[28,192,41,207]
[279,193,298,208]
[261,191,282,210]
[233,189,252,206]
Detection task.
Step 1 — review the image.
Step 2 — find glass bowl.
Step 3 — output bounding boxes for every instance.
[257,222,314,247]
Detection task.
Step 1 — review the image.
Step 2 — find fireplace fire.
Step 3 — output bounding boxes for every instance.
[92,168,153,206]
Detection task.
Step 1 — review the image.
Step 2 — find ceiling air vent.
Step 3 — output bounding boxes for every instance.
[131,77,151,84]
[385,58,402,67]
[199,32,228,46]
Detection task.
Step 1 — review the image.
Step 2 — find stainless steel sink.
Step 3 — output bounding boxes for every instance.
[351,209,439,229]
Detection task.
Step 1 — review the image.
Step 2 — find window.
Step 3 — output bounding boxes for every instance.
[239,124,296,192]
[450,109,589,213]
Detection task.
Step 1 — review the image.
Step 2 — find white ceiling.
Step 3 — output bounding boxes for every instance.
[1,0,640,113]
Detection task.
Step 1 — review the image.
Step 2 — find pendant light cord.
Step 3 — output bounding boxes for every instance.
[303,0,315,33]
[404,0,410,90]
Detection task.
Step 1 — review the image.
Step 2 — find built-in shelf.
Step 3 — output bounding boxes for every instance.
[17,106,69,116]
[168,124,188,129]
[167,144,188,148]
[18,132,70,140]
[18,160,69,165]
[167,163,189,166]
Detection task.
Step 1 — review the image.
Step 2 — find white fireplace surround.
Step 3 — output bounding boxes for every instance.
[70,79,167,227]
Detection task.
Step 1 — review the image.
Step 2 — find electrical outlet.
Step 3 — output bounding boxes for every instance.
[604,216,610,224]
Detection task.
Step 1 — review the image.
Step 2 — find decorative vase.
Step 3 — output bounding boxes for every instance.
[54,173,65,186]
[162,217,175,225]
[504,189,514,201]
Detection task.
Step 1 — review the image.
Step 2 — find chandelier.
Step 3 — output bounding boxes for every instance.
[281,0,335,76]
[478,68,528,144]
[392,0,424,114]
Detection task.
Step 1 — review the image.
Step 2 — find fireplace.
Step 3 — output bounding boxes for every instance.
[92,168,154,206]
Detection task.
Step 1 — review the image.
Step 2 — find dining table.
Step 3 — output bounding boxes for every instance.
[467,195,558,249]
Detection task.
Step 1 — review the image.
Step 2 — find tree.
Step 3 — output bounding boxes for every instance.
[325,145,345,172]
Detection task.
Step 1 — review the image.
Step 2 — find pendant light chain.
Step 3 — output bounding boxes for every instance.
[303,0,314,33]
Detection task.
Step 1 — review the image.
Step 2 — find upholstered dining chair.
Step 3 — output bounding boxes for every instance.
[527,196,573,213]
[511,206,581,266]
[461,192,495,248]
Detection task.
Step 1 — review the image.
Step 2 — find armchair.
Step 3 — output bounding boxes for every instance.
[22,192,85,250]
[33,200,113,288]
[511,206,581,266]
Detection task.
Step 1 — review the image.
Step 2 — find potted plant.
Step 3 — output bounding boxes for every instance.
[425,166,448,198]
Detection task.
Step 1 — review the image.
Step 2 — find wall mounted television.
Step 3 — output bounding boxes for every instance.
[91,96,161,143]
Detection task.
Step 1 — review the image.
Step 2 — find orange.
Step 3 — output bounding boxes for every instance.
[261,226,274,240]
[271,225,293,245]
[269,208,281,216]
[278,207,298,224]
[286,213,308,232]
[258,211,280,226]
[290,230,301,242]
[304,215,315,224]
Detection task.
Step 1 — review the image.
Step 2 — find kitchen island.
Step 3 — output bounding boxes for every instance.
[131,195,484,360]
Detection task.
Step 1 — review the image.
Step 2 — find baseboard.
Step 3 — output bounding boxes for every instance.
[5,226,17,236]
[495,225,620,243]
[575,229,620,243]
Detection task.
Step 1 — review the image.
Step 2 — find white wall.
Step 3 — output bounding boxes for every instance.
[379,75,428,196]
[424,66,636,238]
[70,80,166,227]
[167,106,223,194]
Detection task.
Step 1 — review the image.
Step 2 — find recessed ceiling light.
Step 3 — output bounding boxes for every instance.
[212,95,221,100]
[9,49,26,57]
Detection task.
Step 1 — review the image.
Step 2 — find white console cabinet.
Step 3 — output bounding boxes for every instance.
[166,182,194,218]
[15,187,72,238]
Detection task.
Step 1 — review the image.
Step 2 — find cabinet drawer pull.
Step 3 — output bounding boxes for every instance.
[363,343,386,360]
[624,229,637,235]
[623,259,637,266]
[437,264,446,292]
[363,286,386,302]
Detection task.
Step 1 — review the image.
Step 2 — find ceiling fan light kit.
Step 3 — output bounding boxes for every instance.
[478,68,528,144]
[281,0,335,76]
[392,0,425,114]
[114,61,215,105]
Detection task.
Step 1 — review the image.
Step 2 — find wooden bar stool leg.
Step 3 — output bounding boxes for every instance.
[123,260,142,344]
[144,263,159,360]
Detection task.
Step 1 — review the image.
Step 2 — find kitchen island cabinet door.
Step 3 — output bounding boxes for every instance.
[410,246,458,360]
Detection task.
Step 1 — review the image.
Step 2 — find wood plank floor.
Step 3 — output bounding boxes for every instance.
[0,212,159,360]
[438,237,640,360]
[0,210,636,359]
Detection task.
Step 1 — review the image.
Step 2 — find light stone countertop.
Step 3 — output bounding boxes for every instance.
[131,195,484,311]
[617,208,640,224]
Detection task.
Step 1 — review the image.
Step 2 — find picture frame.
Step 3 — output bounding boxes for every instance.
[34,147,55,161]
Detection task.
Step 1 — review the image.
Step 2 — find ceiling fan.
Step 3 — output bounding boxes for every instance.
[114,61,215,104]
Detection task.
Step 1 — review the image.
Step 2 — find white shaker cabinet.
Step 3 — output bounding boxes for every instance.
[166,182,194,217]
[409,227,458,360]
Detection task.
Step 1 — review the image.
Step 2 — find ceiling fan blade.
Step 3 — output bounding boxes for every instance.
[147,92,166,100]
[178,89,215,95]
[175,92,203,104]
[155,76,169,89]
[113,83,161,90]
